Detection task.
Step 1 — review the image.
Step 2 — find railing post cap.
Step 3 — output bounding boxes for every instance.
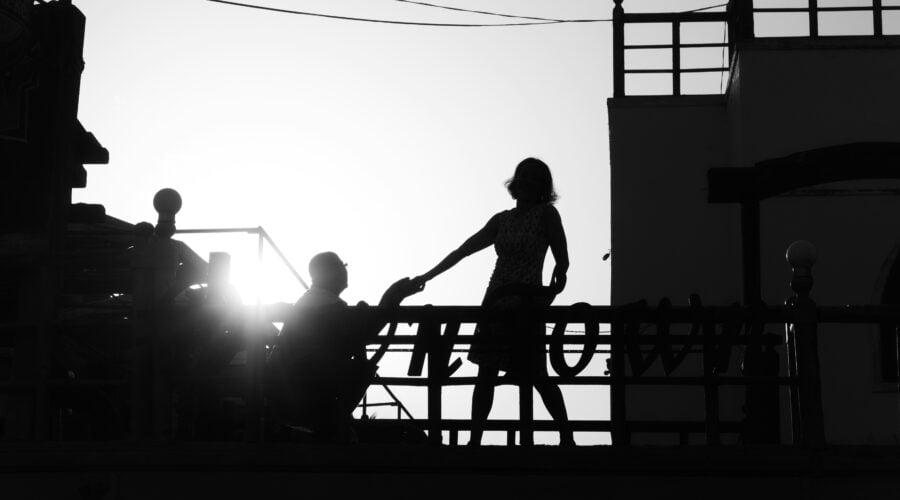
[153,188,182,217]
[153,188,182,239]
[786,240,817,269]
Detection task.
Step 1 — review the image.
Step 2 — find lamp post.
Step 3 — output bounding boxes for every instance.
[786,240,825,448]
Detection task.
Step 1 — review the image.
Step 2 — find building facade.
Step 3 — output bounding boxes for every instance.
[609,0,900,444]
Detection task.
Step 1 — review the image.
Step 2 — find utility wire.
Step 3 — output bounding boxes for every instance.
[689,3,729,13]
[208,0,729,27]
[208,0,566,26]
[394,0,566,22]
[395,0,730,22]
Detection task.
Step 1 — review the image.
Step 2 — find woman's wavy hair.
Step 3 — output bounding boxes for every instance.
[505,157,558,204]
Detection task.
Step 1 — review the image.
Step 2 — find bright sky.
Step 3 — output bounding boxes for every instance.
[72,0,863,445]
[72,0,733,308]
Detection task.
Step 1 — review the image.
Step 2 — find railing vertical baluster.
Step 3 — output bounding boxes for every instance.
[518,384,534,446]
[727,1,736,55]
[809,0,819,38]
[613,0,625,97]
[874,0,884,37]
[732,0,755,44]
[610,319,629,445]
[672,20,681,96]
[426,321,443,446]
[518,310,535,446]
[427,380,441,445]
[703,312,721,445]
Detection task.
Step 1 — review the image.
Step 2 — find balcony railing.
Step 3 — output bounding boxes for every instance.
[7,275,900,446]
[612,3,731,97]
[612,0,900,97]
[3,204,896,447]
[15,288,900,447]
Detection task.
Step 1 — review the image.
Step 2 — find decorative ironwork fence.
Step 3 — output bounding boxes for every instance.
[5,247,900,447]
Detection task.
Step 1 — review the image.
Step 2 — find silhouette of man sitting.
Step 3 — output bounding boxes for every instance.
[266,251,420,442]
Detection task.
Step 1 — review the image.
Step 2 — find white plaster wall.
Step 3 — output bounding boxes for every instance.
[608,97,740,307]
[730,43,900,164]
[608,98,744,443]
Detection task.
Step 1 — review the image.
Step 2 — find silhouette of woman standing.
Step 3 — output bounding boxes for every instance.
[414,157,574,446]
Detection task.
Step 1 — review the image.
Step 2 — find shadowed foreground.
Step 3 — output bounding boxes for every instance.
[3,443,900,499]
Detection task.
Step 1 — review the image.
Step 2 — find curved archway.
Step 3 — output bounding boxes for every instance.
[708,141,900,304]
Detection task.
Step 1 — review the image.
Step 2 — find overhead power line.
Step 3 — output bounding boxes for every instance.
[207,0,569,27]
[690,3,729,13]
[393,0,566,22]
[395,1,730,21]
[207,0,730,28]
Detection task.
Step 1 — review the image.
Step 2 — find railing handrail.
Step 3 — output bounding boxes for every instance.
[239,302,900,324]
[174,226,310,290]
[621,11,728,24]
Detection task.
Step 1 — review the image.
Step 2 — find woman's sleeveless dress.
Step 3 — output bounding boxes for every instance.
[467,204,550,373]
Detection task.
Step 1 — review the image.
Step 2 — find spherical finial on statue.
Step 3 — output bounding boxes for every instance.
[153,188,182,239]
[786,240,817,274]
[153,188,182,217]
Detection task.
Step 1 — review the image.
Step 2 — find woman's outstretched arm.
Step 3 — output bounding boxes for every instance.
[546,205,569,293]
[415,213,501,284]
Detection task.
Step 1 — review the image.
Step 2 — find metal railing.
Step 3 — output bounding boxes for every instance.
[6,220,898,447]
[174,226,310,291]
[612,2,730,97]
[7,288,900,446]
[166,296,897,447]
[612,0,900,97]
[754,0,900,39]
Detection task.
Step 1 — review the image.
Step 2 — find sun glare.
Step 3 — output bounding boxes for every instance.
[178,232,307,306]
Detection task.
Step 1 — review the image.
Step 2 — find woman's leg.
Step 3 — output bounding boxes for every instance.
[468,364,500,445]
[535,381,574,446]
